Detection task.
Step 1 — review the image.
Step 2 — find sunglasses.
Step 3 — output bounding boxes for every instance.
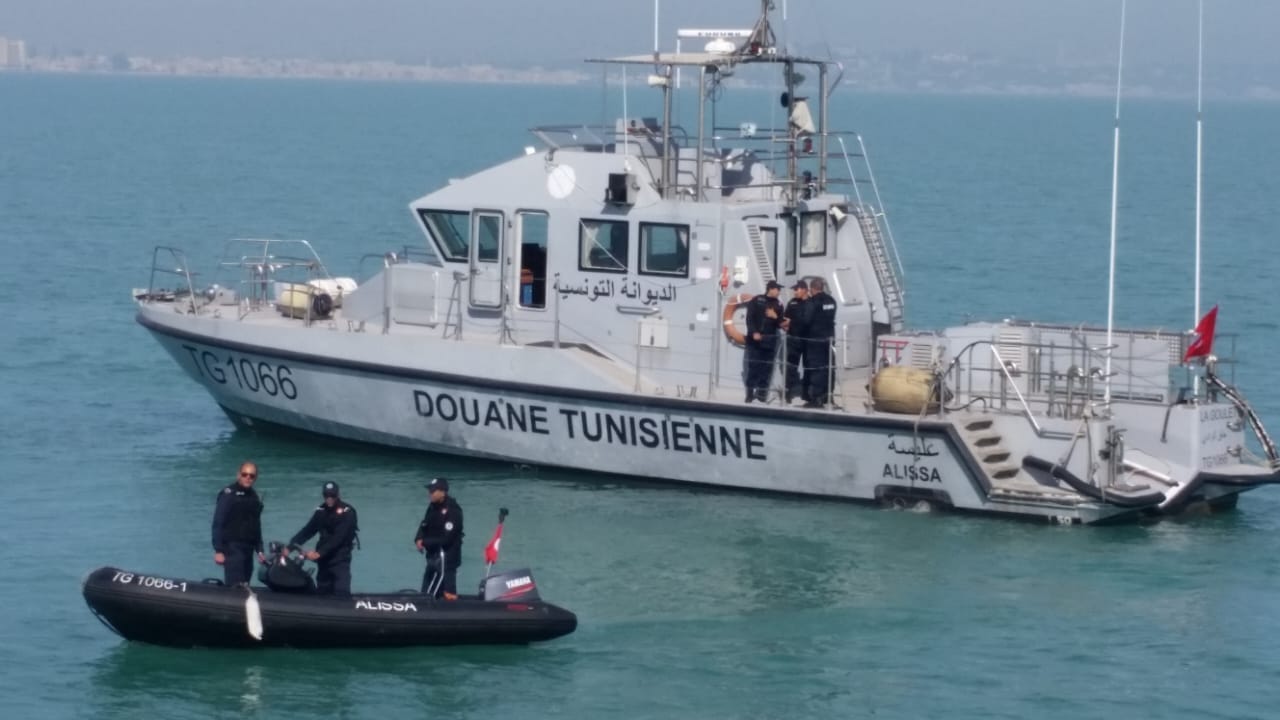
[239,471,257,479]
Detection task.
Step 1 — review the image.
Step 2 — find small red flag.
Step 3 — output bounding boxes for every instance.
[484,525,503,565]
[1183,305,1219,363]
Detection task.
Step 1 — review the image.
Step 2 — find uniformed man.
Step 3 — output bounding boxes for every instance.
[415,477,464,598]
[803,277,838,407]
[744,280,785,403]
[211,461,266,586]
[782,279,810,404]
[288,481,359,596]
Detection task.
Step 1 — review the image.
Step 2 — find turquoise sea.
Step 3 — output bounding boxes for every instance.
[2,73,1280,719]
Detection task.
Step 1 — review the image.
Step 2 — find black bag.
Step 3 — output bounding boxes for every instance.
[257,547,316,594]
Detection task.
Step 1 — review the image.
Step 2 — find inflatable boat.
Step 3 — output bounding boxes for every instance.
[82,560,577,648]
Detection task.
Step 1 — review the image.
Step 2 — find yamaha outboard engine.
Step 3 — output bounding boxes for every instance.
[257,541,316,594]
[480,568,542,602]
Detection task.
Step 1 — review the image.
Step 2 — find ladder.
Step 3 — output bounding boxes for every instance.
[443,272,465,340]
[854,208,905,331]
[745,224,775,283]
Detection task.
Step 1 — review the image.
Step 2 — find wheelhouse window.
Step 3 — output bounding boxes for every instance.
[475,213,501,263]
[517,211,548,309]
[417,209,470,262]
[639,222,689,277]
[579,218,629,273]
[800,211,827,257]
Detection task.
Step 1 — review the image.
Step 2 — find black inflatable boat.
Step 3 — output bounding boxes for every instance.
[82,560,577,648]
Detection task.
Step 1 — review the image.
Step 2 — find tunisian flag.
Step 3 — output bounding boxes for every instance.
[484,524,504,565]
[1183,305,1219,363]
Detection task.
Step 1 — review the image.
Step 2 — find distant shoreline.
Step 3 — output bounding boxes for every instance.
[3,64,1278,103]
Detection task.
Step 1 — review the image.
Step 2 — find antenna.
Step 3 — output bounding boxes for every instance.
[653,0,660,59]
[1192,0,1204,397]
[1194,0,1204,325]
[1104,0,1127,407]
[781,0,789,54]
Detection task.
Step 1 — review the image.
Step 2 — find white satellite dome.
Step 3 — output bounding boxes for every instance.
[704,38,736,55]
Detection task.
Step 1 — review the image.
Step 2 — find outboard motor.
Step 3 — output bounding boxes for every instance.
[480,568,542,602]
[257,541,316,594]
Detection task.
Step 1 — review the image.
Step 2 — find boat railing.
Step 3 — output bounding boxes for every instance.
[139,246,201,312]
[945,337,1117,425]
[357,252,398,283]
[357,247,442,283]
[530,121,866,202]
[530,123,691,153]
[1003,318,1239,393]
[211,238,335,312]
[701,125,861,196]
[943,328,1240,427]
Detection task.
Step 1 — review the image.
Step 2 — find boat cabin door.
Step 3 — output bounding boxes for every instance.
[469,211,505,308]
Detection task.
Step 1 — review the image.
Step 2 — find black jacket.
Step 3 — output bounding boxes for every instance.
[414,497,464,569]
[211,483,263,553]
[289,501,359,564]
[806,291,837,340]
[784,296,810,340]
[745,294,784,347]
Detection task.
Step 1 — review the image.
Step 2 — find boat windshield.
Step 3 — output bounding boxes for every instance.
[417,209,469,262]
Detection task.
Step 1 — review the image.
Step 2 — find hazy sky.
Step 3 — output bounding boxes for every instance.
[1,0,1276,68]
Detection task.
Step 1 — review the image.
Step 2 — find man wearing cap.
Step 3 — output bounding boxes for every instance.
[743,281,785,402]
[414,477,465,598]
[288,481,359,596]
[782,279,810,404]
[211,461,266,587]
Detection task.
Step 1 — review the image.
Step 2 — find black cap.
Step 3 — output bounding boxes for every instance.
[322,481,339,497]
[792,280,808,290]
[425,477,450,492]
[765,280,783,291]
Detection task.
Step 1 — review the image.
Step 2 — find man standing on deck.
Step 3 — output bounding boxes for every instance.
[415,477,464,599]
[744,280,785,403]
[782,279,810,404]
[288,481,359,596]
[803,277,838,408]
[211,461,265,587]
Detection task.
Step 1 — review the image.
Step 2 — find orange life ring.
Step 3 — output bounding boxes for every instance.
[721,293,754,347]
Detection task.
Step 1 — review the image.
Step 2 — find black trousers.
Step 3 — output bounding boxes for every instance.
[316,559,351,596]
[223,542,255,586]
[421,563,458,597]
[745,341,777,397]
[804,338,834,404]
[784,339,807,401]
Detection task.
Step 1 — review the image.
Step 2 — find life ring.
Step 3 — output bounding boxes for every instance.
[721,293,754,346]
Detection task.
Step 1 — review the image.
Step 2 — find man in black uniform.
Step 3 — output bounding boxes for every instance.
[211,461,265,586]
[744,280,785,403]
[415,477,464,598]
[288,481,358,596]
[803,277,838,407]
[782,279,810,404]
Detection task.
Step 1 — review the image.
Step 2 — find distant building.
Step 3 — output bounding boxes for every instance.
[0,37,27,69]
[10,39,26,69]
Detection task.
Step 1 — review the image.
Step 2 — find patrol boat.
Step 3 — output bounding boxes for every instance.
[134,1,1280,524]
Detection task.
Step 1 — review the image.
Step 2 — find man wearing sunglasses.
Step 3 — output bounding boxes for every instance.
[212,461,266,587]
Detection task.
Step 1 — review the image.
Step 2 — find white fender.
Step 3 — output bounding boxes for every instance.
[245,591,263,641]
